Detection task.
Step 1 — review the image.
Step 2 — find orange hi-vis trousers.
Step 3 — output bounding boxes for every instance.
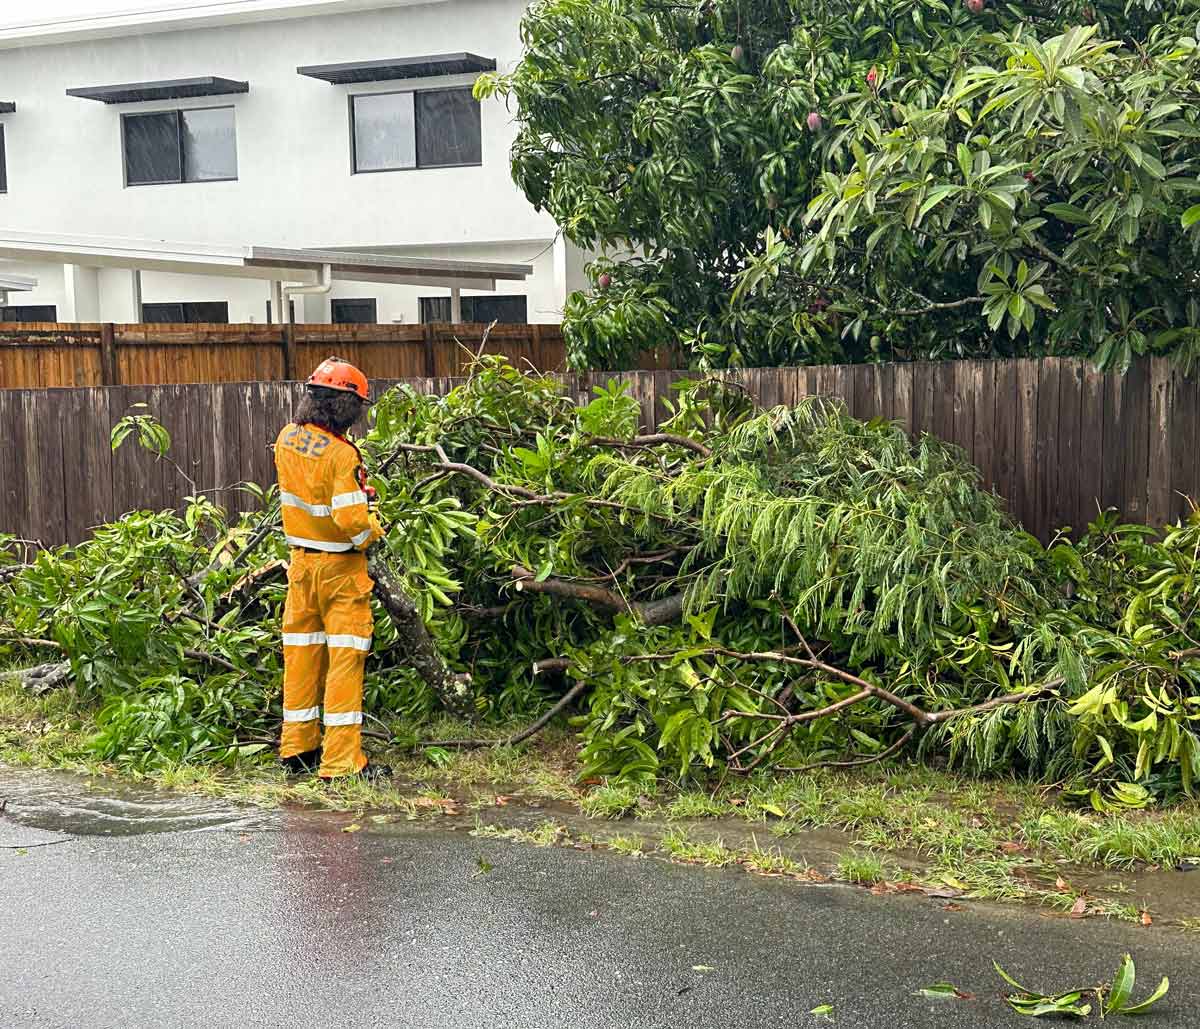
[280,550,374,778]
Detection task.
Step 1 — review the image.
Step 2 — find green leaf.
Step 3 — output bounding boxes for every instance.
[1120,976,1169,1014]
[918,185,962,219]
[1105,954,1135,1014]
[810,1004,834,1017]
[993,963,1033,994]
[1044,203,1092,226]
[917,983,963,999]
[1182,204,1200,229]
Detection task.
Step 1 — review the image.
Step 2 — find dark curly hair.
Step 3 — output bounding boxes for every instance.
[295,385,365,434]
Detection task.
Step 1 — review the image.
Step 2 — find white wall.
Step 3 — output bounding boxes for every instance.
[0,0,572,322]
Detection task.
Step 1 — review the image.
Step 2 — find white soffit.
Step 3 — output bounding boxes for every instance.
[0,0,446,50]
[0,232,531,290]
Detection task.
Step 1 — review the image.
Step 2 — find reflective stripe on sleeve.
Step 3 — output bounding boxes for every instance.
[283,706,321,722]
[282,631,328,646]
[285,535,354,552]
[331,490,368,510]
[349,528,374,547]
[327,633,372,652]
[324,711,363,727]
[280,491,332,517]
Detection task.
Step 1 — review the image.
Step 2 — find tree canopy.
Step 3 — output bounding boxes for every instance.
[479,0,1200,371]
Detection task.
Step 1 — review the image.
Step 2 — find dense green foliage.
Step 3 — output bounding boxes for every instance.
[2,361,1199,805]
[480,0,1200,371]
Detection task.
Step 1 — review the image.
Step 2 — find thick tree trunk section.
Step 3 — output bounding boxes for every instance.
[11,661,71,695]
[368,554,473,716]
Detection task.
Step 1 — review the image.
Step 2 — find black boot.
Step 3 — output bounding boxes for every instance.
[321,761,392,783]
[280,748,321,775]
[359,761,393,783]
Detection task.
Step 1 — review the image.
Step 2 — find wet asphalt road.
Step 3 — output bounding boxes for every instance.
[1,784,1198,1028]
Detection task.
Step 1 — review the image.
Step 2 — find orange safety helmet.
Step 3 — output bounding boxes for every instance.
[306,357,369,400]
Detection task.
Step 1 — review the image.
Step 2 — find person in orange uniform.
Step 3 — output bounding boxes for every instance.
[275,357,386,781]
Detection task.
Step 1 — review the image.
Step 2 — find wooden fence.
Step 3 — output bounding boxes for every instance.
[0,321,577,388]
[1,357,1195,547]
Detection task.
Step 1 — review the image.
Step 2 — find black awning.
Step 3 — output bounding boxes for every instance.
[296,53,495,85]
[66,77,249,104]
[0,103,15,114]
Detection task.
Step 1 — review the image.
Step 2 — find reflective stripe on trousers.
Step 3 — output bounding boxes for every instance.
[280,550,374,777]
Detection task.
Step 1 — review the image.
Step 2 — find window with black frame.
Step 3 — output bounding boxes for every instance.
[0,124,7,193]
[352,88,480,173]
[418,295,527,324]
[332,298,377,324]
[142,301,230,323]
[123,107,238,185]
[1,305,56,322]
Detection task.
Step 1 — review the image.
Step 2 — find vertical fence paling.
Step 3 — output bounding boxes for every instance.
[2,357,1197,547]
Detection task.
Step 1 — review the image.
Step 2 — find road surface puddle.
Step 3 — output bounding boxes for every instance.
[0,767,279,837]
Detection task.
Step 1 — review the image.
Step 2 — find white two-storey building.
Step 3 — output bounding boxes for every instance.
[0,0,588,324]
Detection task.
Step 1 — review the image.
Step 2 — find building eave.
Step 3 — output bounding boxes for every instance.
[0,231,531,290]
[0,0,450,51]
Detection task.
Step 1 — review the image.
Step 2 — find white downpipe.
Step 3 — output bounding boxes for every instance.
[283,263,333,323]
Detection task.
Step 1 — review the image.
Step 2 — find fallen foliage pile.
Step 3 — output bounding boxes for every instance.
[2,359,1198,806]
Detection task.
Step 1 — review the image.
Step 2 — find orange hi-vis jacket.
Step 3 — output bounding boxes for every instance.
[274,422,383,553]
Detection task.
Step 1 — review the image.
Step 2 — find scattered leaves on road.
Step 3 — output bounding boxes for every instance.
[810,1003,833,1018]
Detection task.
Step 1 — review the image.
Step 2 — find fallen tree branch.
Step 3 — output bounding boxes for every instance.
[186,505,281,589]
[776,729,917,774]
[457,600,519,620]
[1,635,59,650]
[422,671,589,750]
[586,433,713,458]
[367,552,474,716]
[2,635,242,677]
[0,564,31,584]
[183,648,240,674]
[380,442,647,516]
[218,559,288,612]
[511,564,685,626]
[627,646,1060,771]
[575,549,683,583]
